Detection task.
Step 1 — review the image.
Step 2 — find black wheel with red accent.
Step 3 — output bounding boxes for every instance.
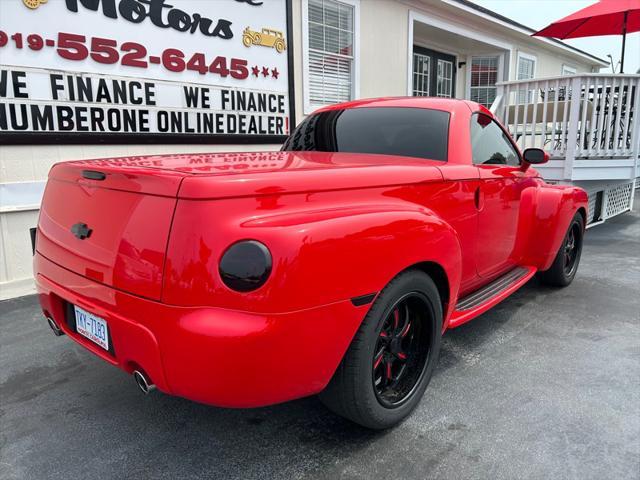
[319,270,442,429]
[538,212,584,287]
[372,292,433,407]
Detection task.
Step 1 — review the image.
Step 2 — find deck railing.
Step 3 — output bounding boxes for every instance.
[491,74,640,175]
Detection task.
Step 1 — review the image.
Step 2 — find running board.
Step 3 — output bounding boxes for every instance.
[449,266,537,328]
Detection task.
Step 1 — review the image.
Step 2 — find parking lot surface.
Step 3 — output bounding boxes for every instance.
[1,193,639,480]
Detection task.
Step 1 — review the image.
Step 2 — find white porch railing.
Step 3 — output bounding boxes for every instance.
[491,74,640,182]
[491,74,640,224]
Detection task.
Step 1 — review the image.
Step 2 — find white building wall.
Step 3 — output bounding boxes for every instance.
[508,44,593,80]
[359,2,410,99]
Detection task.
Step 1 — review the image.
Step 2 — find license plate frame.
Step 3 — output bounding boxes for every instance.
[73,305,109,351]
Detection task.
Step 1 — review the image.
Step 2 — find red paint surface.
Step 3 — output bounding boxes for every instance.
[34,98,587,407]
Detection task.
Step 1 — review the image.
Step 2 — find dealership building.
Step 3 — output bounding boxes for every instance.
[0,0,615,299]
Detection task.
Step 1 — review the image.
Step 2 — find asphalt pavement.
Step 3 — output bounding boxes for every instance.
[1,192,639,480]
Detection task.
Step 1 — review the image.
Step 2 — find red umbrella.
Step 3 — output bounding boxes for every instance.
[533,0,640,73]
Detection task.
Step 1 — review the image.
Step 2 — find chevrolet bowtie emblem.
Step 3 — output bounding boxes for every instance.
[71,222,92,240]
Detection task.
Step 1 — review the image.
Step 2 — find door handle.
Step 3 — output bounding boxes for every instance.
[474,187,482,210]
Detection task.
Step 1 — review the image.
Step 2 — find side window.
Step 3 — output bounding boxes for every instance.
[470,114,520,166]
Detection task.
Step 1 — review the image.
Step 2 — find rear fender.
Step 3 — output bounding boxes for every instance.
[161,196,462,401]
[163,198,461,317]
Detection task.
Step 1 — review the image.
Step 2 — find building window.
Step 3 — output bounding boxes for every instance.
[306,0,355,108]
[437,59,453,97]
[412,53,430,96]
[470,56,499,108]
[562,65,577,75]
[517,54,536,80]
[517,52,536,103]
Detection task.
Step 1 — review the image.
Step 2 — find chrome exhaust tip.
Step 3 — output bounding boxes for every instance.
[133,370,156,395]
[46,316,64,336]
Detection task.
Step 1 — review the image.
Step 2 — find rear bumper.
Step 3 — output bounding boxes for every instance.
[34,253,367,407]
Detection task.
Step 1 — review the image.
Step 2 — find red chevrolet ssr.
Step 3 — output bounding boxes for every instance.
[33,97,587,429]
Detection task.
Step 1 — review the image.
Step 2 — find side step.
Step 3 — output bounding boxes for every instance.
[449,266,537,328]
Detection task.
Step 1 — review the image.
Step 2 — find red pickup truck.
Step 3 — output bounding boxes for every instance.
[33,97,587,429]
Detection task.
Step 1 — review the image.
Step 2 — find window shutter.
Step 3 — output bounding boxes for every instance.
[470,56,499,108]
[307,0,354,106]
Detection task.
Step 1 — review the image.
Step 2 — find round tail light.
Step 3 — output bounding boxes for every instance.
[219,240,272,292]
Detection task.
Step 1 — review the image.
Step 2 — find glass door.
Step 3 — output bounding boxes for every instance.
[412,46,456,98]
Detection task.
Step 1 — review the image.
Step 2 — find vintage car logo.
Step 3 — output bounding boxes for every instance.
[22,0,47,9]
[70,222,92,240]
[242,27,286,53]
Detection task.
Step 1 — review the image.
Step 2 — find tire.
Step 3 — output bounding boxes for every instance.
[538,212,585,287]
[319,270,443,429]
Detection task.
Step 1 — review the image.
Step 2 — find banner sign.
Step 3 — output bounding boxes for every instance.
[0,0,294,144]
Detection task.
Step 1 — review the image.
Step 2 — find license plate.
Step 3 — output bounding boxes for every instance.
[74,306,109,351]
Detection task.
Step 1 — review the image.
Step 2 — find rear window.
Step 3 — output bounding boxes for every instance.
[282,107,449,161]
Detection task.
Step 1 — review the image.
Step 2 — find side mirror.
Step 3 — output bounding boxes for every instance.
[521,148,549,171]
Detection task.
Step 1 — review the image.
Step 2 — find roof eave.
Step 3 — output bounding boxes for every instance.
[442,0,609,67]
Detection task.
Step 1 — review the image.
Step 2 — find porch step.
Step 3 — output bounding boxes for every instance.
[449,266,537,328]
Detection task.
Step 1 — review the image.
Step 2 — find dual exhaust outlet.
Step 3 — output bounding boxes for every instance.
[45,314,156,395]
[133,370,156,395]
[46,315,64,336]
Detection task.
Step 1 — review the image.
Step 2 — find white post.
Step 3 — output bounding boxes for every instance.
[603,77,615,155]
[563,76,582,180]
[634,100,640,209]
[503,84,511,132]
[551,78,560,156]
[541,80,549,152]
[587,77,599,157]
[531,81,539,149]
[595,77,607,156]
[621,76,635,155]
[630,77,640,170]
[560,78,570,153]
[522,82,531,149]
[612,77,624,156]
[578,77,590,157]
[491,83,504,116]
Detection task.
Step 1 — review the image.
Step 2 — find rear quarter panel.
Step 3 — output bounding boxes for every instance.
[162,183,462,321]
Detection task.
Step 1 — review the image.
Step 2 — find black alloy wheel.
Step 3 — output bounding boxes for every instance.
[538,212,584,287]
[319,270,442,429]
[563,222,581,277]
[372,293,432,408]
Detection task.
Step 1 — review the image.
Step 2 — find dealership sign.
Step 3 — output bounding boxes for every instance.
[0,0,294,143]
